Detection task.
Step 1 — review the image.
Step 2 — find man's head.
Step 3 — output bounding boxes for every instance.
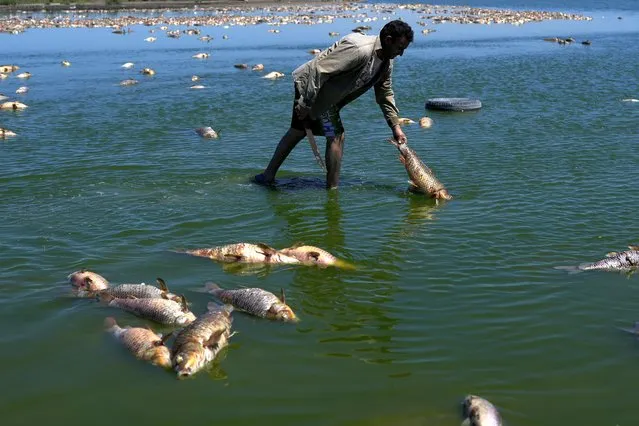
[379,20,414,60]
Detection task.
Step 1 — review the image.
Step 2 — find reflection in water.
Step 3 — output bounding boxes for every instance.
[265,189,442,366]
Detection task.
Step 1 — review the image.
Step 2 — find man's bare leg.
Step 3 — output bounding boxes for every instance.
[325,132,345,189]
[254,127,306,185]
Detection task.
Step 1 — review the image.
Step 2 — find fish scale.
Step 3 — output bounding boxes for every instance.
[106,319,171,369]
[101,283,165,299]
[107,298,195,326]
[211,287,281,318]
[580,249,639,270]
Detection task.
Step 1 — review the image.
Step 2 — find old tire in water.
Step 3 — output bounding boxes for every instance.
[425,98,482,112]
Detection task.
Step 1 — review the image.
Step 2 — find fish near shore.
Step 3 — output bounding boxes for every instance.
[462,395,502,426]
[171,303,233,378]
[278,244,355,269]
[206,283,297,322]
[98,278,182,302]
[387,139,452,201]
[104,317,172,369]
[102,294,196,326]
[179,242,300,264]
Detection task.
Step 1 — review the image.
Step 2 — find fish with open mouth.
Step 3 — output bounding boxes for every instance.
[171,303,233,378]
[104,317,172,369]
[68,269,110,295]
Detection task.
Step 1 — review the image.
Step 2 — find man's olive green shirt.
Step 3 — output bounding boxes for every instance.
[292,33,401,129]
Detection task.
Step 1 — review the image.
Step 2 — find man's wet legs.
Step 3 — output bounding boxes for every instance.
[325,133,345,189]
[254,127,306,185]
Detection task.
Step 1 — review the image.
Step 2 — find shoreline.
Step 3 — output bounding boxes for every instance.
[0,0,349,13]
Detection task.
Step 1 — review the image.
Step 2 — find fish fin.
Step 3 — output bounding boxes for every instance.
[605,252,618,258]
[223,254,244,262]
[386,138,399,148]
[287,242,304,249]
[281,288,286,304]
[179,294,190,312]
[460,418,471,426]
[97,292,115,303]
[207,301,222,312]
[205,328,227,348]
[205,282,222,293]
[256,243,277,255]
[159,331,173,345]
[334,259,357,270]
[629,245,639,251]
[407,180,418,188]
[126,295,138,300]
[160,292,169,300]
[156,277,169,292]
[398,155,406,165]
[104,317,117,329]
[553,265,583,274]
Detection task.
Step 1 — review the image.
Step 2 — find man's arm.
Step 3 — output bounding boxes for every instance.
[375,62,406,143]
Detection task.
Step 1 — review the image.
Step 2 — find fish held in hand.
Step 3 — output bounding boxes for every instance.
[278,244,355,269]
[461,395,502,426]
[103,294,196,326]
[68,269,110,294]
[104,317,171,369]
[98,278,182,302]
[206,283,297,322]
[388,139,452,201]
[171,303,233,378]
[181,242,300,264]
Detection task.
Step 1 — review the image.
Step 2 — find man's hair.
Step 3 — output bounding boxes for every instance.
[380,20,414,43]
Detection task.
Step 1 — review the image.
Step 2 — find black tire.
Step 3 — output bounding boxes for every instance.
[425,98,482,112]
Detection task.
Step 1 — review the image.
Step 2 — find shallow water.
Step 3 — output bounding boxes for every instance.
[1,2,639,425]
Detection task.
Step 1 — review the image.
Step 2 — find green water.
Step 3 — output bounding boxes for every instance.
[1,3,638,425]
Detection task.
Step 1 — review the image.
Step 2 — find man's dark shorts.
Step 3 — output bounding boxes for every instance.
[291,86,344,137]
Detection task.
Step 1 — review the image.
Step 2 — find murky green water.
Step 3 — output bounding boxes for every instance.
[1,3,638,425]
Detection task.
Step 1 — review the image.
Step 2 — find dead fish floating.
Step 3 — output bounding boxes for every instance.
[61,60,71,67]
[387,139,452,201]
[234,63,249,69]
[119,79,139,86]
[195,127,219,139]
[556,245,639,273]
[0,127,17,138]
[104,317,172,369]
[190,85,206,90]
[419,117,434,128]
[98,277,183,303]
[15,86,28,94]
[192,53,210,59]
[171,302,233,378]
[462,395,503,426]
[252,64,264,71]
[102,293,196,326]
[141,68,156,76]
[262,71,285,79]
[121,62,134,69]
[0,65,19,73]
[0,101,28,110]
[206,283,297,322]
[278,244,355,269]
[179,242,300,264]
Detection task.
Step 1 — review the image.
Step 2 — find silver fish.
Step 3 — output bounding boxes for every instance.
[462,395,502,426]
[119,79,138,86]
[98,278,182,302]
[171,303,233,378]
[181,242,300,264]
[104,294,196,326]
[206,283,297,322]
[388,139,452,201]
[578,246,639,271]
[104,317,172,369]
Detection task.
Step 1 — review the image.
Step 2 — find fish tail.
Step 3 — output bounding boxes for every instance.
[334,259,357,271]
[386,138,399,148]
[97,291,115,303]
[618,321,639,335]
